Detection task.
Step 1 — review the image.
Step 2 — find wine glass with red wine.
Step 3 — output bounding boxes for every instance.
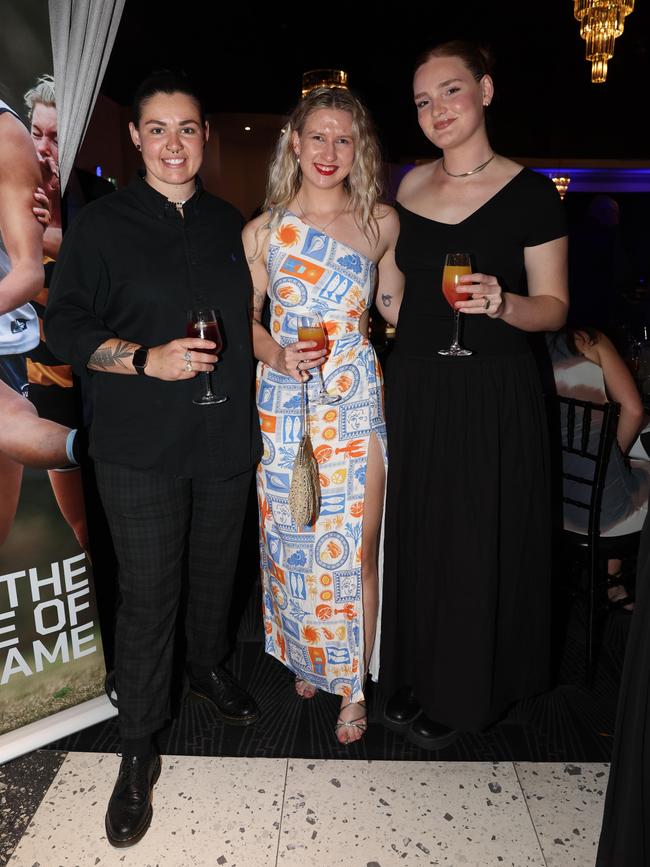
[186,308,228,405]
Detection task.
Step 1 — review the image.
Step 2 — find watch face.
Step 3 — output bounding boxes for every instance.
[133,347,149,372]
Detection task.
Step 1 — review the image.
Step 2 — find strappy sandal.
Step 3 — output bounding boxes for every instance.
[607,572,634,614]
[295,676,317,699]
[335,700,367,745]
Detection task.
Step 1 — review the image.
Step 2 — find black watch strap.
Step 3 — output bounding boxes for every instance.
[132,345,150,375]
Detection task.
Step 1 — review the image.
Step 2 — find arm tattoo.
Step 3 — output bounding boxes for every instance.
[252,289,266,316]
[381,294,392,308]
[89,340,137,371]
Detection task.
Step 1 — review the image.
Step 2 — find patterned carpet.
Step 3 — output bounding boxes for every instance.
[46,572,630,762]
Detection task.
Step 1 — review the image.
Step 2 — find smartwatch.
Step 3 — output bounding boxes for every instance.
[132,345,149,376]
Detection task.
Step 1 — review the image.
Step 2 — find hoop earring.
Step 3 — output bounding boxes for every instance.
[136,144,141,151]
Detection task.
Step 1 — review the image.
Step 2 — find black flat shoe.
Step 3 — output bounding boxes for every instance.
[407,714,458,751]
[105,753,161,848]
[189,667,260,726]
[383,686,422,731]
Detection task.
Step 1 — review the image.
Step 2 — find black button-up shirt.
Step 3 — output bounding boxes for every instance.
[45,174,261,478]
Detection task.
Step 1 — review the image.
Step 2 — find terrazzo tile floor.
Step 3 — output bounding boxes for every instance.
[2,753,609,866]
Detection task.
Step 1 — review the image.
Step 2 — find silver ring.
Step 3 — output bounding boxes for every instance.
[484,297,490,310]
[183,350,191,362]
[185,361,193,372]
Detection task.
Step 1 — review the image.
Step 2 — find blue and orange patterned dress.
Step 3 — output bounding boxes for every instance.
[256,211,386,704]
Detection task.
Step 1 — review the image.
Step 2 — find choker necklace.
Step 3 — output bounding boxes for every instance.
[442,153,496,178]
[296,195,349,232]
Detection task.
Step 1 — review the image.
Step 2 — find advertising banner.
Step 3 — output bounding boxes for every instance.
[0,0,114,762]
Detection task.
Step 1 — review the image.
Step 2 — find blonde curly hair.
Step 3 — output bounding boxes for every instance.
[264,87,383,245]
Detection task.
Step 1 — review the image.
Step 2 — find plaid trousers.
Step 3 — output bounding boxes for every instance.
[95,460,253,739]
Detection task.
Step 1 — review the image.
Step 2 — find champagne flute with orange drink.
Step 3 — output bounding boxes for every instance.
[297,313,341,404]
[439,252,473,357]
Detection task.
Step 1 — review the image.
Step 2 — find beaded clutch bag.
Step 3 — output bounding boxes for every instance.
[288,380,320,527]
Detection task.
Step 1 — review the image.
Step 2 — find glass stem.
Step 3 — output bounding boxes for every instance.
[452,310,461,347]
[202,371,215,397]
[318,366,328,394]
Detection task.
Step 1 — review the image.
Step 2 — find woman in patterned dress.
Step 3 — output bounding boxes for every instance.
[243,87,403,743]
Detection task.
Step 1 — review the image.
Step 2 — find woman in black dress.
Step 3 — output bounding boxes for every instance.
[380,41,569,749]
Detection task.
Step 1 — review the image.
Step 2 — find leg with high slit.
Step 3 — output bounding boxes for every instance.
[336,430,385,742]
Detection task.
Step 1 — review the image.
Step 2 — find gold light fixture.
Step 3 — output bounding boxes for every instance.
[574,0,635,83]
[301,69,348,98]
[551,176,571,199]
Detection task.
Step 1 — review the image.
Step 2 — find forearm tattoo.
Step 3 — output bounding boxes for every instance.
[252,288,266,317]
[89,340,138,371]
[381,294,392,307]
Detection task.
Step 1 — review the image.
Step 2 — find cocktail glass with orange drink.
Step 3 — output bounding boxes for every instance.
[297,313,341,404]
[439,252,473,357]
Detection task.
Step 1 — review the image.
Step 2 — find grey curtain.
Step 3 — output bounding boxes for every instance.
[48,0,126,192]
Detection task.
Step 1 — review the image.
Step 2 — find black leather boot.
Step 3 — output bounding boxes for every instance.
[189,667,259,726]
[408,714,458,751]
[383,686,422,731]
[105,753,161,848]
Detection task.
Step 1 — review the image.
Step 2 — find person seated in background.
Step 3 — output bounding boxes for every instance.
[547,323,650,609]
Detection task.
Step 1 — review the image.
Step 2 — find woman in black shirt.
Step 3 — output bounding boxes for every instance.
[46,72,261,849]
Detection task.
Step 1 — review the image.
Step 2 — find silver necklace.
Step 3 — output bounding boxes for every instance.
[296,195,349,232]
[442,153,496,178]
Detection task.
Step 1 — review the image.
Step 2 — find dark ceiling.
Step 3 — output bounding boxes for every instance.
[101,1,648,163]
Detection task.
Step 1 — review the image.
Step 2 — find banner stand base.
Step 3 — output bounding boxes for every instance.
[0,694,118,765]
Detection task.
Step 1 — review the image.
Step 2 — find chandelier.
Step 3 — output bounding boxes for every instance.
[551,177,571,199]
[574,0,635,83]
[301,70,348,98]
